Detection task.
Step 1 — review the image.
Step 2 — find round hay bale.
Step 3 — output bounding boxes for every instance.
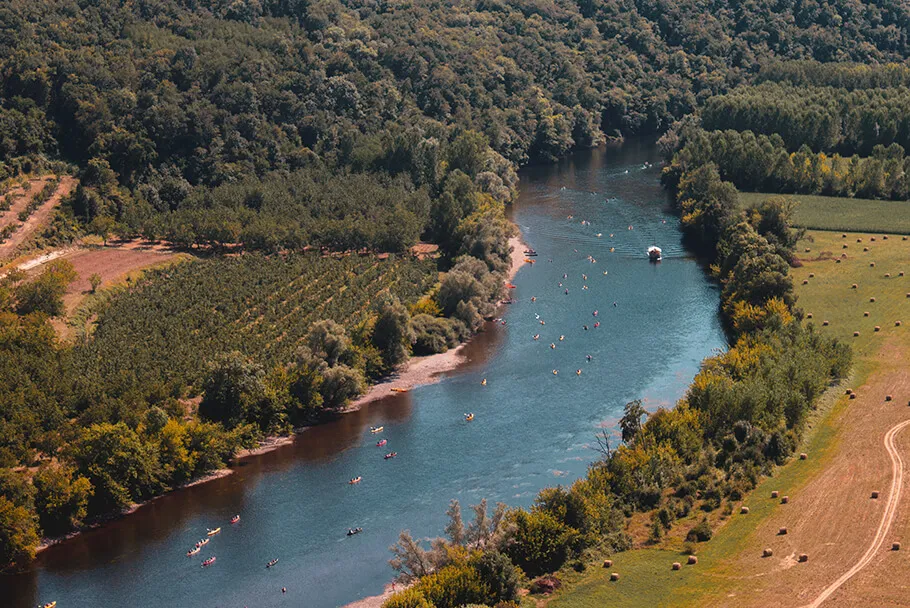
[799,453,808,460]
[884,235,889,240]
[871,237,877,242]
[897,321,903,327]
[872,491,880,499]
[875,326,881,332]
[842,234,847,238]
[805,248,811,253]
[857,238,863,243]
[610,572,620,581]
[771,490,780,498]
[871,297,877,302]
[900,272,905,277]
[850,392,857,399]
[802,279,809,285]
[846,388,854,395]
[603,559,613,568]
[907,293,910,298]
[807,313,813,319]
[854,331,861,337]
[763,548,774,558]
[864,247,870,252]
[781,496,789,504]
[893,542,901,551]
[852,284,858,289]
[687,555,698,565]
[809,273,815,278]
[843,244,849,249]
[886,273,891,278]
[799,554,809,563]
[779,526,788,535]
[741,506,750,514]
[886,395,893,401]
[823,320,830,326]
[672,562,681,570]
[904,236,909,241]
[864,311,870,317]
[870,262,876,267]
[836,259,842,263]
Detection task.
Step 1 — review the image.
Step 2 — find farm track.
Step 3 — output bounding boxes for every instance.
[804,419,910,607]
[0,176,76,260]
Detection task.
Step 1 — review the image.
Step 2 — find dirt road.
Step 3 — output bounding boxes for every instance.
[0,176,76,260]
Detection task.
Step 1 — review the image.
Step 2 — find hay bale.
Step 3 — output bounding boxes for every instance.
[897,321,903,327]
[602,559,613,568]
[771,490,780,498]
[843,244,849,249]
[875,326,881,332]
[836,259,842,263]
[846,388,854,395]
[781,496,789,504]
[850,392,857,399]
[763,548,774,557]
[886,273,891,278]
[809,273,815,278]
[799,453,808,460]
[857,238,863,242]
[870,261,875,266]
[823,320,830,326]
[864,311,870,317]
[871,297,877,302]
[672,562,681,570]
[872,491,880,499]
[884,235,889,240]
[807,313,813,319]
[900,272,905,277]
[886,395,893,401]
[842,234,847,238]
[905,236,909,240]
[854,331,861,337]
[741,506,750,514]
[893,542,901,551]
[852,283,858,289]
[610,572,620,581]
[779,527,788,535]
[871,237,877,242]
[802,279,809,285]
[799,554,809,563]
[687,555,698,565]
[805,248,811,253]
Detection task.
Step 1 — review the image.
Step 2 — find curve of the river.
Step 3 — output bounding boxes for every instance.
[3,140,727,608]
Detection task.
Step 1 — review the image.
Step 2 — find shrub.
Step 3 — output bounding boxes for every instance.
[686,518,713,542]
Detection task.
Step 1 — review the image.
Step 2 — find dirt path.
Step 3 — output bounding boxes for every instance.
[804,419,910,607]
[0,176,76,260]
[719,340,910,607]
[0,177,51,230]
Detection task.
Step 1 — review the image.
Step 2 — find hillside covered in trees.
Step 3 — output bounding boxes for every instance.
[1,0,908,576]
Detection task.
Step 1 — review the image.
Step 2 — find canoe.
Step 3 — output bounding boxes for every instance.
[370,426,384,434]
[202,557,216,567]
[207,527,221,536]
[389,387,409,393]
[349,477,362,484]
[187,546,200,556]
[266,558,279,568]
[230,515,240,524]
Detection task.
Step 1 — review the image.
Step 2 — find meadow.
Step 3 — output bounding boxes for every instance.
[739,192,910,235]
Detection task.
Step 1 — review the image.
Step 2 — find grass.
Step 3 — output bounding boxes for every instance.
[739,192,910,235]
[548,229,910,607]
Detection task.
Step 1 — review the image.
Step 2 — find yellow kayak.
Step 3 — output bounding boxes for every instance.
[207,527,221,536]
[464,413,474,421]
[370,426,384,434]
[390,387,409,393]
[43,603,56,608]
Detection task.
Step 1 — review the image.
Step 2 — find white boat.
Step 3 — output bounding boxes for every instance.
[648,246,662,262]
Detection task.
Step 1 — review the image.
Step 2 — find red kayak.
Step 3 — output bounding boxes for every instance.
[202,557,216,567]
[384,452,397,459]
[376,439,387,447]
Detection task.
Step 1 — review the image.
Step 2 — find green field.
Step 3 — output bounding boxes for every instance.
[548,229,910,607]
[739,192,910,234]
[73,253,437,397]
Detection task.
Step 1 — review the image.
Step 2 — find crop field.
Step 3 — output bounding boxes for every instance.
[739,192,910,235]
[73,253,437,395]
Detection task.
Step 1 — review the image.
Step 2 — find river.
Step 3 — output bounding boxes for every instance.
[3,140,727,608]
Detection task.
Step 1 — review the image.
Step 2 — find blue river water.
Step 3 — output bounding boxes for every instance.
[3,140,726,608]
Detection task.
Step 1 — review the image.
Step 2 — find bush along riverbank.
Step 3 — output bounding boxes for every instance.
[378,146,851,607]
[0,139,520,571]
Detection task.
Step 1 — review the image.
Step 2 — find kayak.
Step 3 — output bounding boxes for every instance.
[390,387,409,393]
[349,476,362,484]
[376,439,387,447]
[42,602,56,608]
[347,527,363,536]
[207,527,221,536]
[202,556,216,567]
[384,452,397,459]
[369,426,384,434]
[230,515,240,524]
[187,546,201,557]
[196,538,209,547]
[266,558,279,568]
[464,413,474,421]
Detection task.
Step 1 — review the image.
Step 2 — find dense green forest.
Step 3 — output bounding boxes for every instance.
[0,0,908,576]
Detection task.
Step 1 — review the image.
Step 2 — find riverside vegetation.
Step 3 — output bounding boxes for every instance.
[0,0,901,581]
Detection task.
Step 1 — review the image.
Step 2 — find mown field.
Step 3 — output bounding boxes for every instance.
[739,192,910,235]
[72,253,437,397]
[548,229,910,607]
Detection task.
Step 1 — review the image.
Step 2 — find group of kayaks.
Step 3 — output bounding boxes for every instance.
[186,515,240,563]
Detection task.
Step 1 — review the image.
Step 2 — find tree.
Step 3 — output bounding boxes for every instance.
[145,406,169,434]
[501,509,577,577]
[319,364,364,409]
[33,464,93,536]
[199,352,267,428]
[14,259,78,316]
[620,400,648,444]
[444,499,465,546]
[89,273,102,293]
[307,320,353,367]
[474,551,520,602]
[373,298,413,369]
[0,496,39,571]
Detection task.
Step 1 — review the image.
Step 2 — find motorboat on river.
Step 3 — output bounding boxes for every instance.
[648,246,662,262]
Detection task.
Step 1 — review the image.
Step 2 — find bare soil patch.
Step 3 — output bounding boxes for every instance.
[0,176,76,260]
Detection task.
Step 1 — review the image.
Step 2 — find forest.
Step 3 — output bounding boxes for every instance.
[0,0,906,579]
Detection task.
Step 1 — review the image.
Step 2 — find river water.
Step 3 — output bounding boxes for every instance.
[3,140,726,608]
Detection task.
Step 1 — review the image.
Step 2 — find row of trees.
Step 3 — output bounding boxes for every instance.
[702,82,910,155]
